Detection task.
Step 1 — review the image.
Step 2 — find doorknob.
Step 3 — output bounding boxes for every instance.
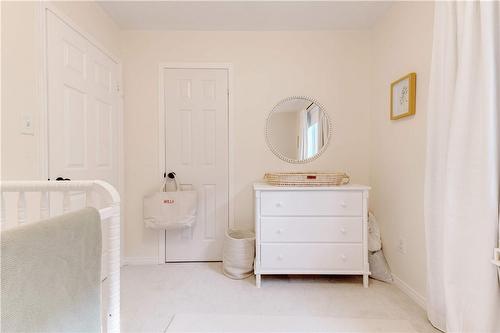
[164,171,176,179]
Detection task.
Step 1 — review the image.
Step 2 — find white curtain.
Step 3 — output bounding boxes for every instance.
[297,110,308,160]
[320,112,328,148]
[425,1,500,332]
[309,105,329,148]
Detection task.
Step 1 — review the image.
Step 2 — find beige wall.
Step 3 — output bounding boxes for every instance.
[49,1,121,57]
[1,1,41,179]
[2,1,435,301]
[369,2,434,298]
[1,1,120,180]
[122,30,372,259]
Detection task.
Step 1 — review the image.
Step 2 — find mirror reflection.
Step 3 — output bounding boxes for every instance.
[266,97,330,163]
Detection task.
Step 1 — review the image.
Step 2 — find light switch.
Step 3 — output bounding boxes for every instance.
[21,113,34,135]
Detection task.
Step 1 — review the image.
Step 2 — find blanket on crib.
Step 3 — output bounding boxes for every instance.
[1,207,102,333]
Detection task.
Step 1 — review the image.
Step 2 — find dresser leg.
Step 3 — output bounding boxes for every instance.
[363,274,369,288]
[256,274,261,288]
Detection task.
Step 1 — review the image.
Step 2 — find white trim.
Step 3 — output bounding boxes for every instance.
[117,63,125,264]
[392,273,427,310]
[158,63,234,264]
[36,2,49,180]
[159,62,234,70]
[122,257,159,266]
[158,65,166,264]
[158,64,166,184]
[227,65,236,232]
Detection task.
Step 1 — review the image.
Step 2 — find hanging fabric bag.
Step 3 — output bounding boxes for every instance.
[143,178,197,230]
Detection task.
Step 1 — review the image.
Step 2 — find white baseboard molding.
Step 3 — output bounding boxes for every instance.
[122,256,158,265]
[392,273,426,310]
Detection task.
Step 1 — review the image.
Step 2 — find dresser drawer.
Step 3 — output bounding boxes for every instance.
[261,244,363,271]
[261,217,362,243]
[260,191,362,216]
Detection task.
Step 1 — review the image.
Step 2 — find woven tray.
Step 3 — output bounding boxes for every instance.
[264,172,350,186]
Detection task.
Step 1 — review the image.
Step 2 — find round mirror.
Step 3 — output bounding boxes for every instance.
[266,96,332,163]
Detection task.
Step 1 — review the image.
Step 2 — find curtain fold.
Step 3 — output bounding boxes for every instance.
[297,110,308,160]
[319,109,328,148]
[425,1,500,332]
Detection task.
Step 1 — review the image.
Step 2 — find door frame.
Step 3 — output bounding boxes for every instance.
[158,63,234,264]
[37,3,125,261]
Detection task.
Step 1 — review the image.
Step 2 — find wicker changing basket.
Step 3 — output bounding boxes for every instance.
[264,172,350,186]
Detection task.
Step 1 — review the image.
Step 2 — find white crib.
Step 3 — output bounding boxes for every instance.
[0,180,120,333]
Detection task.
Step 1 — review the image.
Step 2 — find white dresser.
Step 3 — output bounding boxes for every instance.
[254,182,371,288]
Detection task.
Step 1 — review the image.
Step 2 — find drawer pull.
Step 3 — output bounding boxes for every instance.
[340,254,347,261]
[340,201,347,208]
[276,228,284,234]
[340,228,347,234]
[277,255,284,261]
[275,202,283,208]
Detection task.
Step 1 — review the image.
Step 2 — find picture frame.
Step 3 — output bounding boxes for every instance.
[390,73,416,120]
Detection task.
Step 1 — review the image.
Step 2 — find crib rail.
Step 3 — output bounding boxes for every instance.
[0,180,120,333]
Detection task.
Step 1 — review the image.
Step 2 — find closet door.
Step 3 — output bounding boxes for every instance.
[163,68,229,261]
[47,11,120,189]
[46,10,121,278]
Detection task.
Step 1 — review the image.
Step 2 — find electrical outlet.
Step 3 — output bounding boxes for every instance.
[21,113,34,135]
[397,238,407,254]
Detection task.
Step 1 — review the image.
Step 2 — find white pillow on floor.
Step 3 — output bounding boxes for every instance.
[369,250,393,283]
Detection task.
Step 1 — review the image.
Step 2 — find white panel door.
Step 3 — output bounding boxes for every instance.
[46,11,120,279]
[164,68,228,261]
[47,11,119,188]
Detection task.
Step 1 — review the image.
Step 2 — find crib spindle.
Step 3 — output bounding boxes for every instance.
[18,192,27,224]
[40,191,50,219]
[62,191,70,213]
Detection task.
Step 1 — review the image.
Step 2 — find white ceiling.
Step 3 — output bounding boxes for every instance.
[99,1,393,31]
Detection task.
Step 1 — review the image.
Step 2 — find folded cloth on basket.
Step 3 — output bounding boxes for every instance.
[1,207,102,333]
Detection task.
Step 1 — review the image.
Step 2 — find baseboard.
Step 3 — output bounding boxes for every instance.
[122,256,158,265]
[392,273,426,309]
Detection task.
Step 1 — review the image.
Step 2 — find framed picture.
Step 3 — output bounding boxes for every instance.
[390,73,416,120]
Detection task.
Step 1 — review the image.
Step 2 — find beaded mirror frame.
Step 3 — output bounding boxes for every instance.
[265,96,332,164]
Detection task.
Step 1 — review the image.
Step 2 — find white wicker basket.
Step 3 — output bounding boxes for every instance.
[264,172,350,186]
[223,229,255,279]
